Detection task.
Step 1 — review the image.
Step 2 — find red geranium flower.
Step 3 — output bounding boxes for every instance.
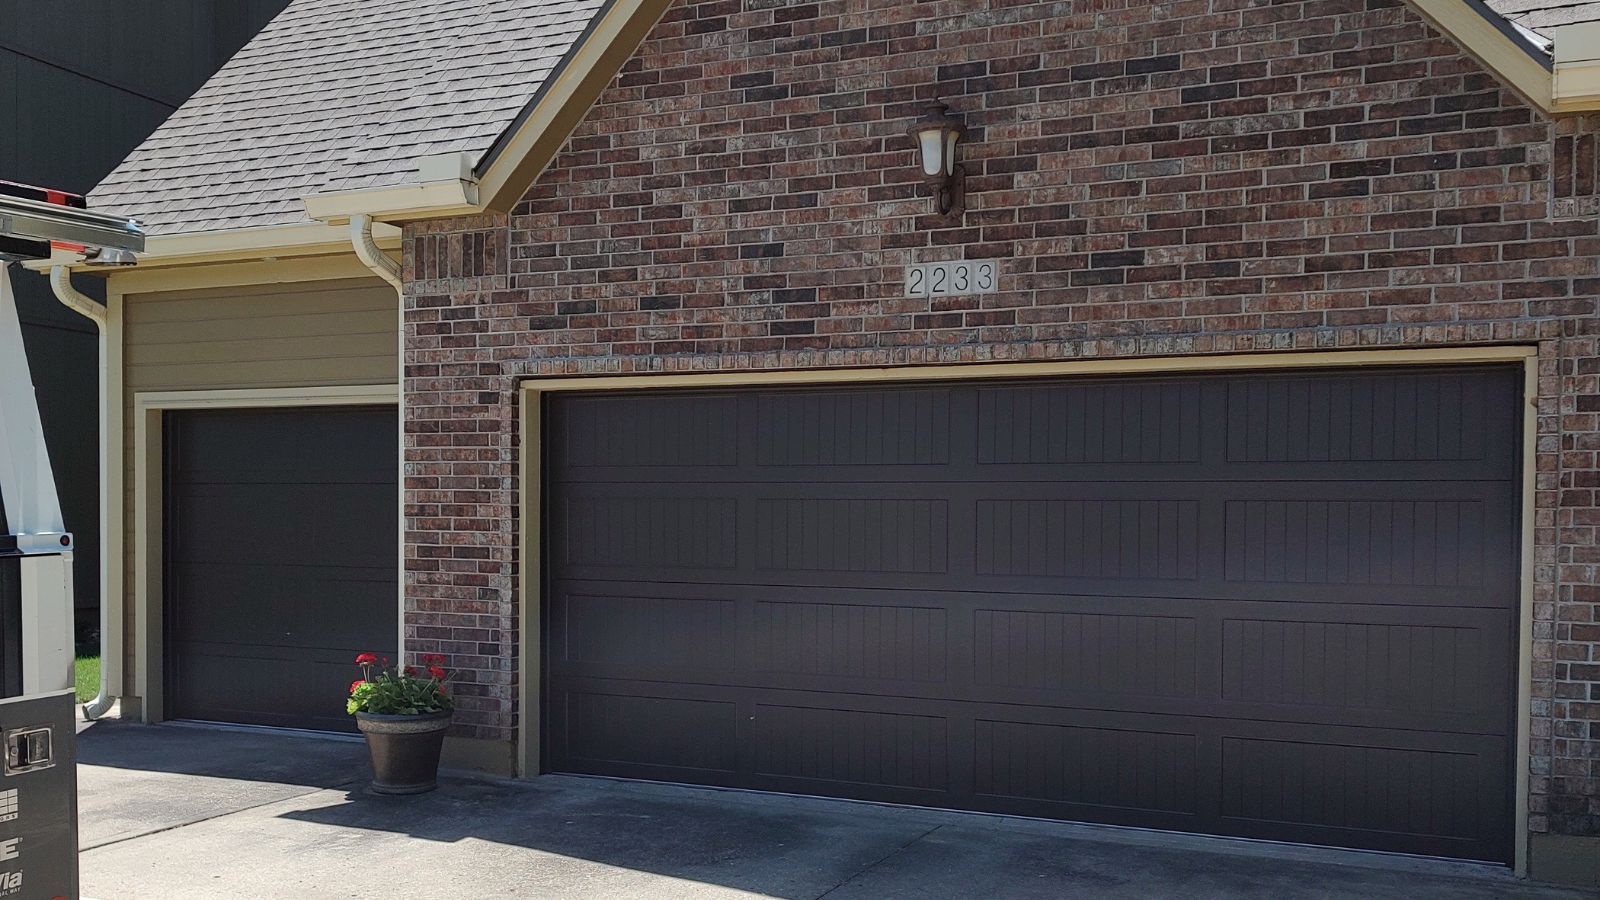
[427,664,447,680]
[403,665,418,676]
[348,679,364,694]
[421,653,446,666]
[354,652,377,665]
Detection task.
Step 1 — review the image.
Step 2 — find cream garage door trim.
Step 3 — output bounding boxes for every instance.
[516,344,1538,873]
[131,384,399,725]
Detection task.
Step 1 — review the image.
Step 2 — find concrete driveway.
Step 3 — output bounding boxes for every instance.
[77,720,1594,900]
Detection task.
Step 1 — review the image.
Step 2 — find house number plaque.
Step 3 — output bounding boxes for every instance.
[904,260,998,298]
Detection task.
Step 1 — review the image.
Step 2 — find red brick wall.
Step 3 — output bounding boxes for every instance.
[402,0,1600,836]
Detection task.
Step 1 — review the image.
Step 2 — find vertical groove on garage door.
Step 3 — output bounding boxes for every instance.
[164,407,397,733]
[543,367,1521,863]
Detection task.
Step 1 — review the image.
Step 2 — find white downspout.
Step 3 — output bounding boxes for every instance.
[351,214,401,290]
[349,214,406,668]
[49,265,116,719]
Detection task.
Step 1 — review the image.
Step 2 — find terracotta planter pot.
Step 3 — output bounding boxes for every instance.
[355,710,451,794]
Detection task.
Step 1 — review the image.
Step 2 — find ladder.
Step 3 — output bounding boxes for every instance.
[0,183,142,695]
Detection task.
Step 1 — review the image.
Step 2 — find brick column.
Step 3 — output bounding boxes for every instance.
[402,217,518,743]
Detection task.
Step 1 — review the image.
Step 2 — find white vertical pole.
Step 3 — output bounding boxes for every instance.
[0,263,68,544]
[0,263,75,693]
[19,554,73,693]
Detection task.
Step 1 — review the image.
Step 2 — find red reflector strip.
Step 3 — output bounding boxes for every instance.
[0,181,86,208]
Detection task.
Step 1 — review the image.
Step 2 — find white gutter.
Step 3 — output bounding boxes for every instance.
[350,214,401,290]
[49,265,116,719]
[348,213,407,668]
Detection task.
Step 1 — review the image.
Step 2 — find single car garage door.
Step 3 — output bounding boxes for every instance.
[543,366,1522,863]
[164,406,397,733]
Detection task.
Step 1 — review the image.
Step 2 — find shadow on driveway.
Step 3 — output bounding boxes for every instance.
[77,718,365,849]
[78,720,1598,900]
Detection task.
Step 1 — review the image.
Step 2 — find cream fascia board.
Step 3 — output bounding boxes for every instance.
[1553,60,1600,112]
[137,221,402,268]
[302,0,672,225]
[303,178,480,226]
[1409,0,1555,113]
[31,221,402,273]
[473,0,673,213]
[1552,22,1600,111]
[103,254,393,295]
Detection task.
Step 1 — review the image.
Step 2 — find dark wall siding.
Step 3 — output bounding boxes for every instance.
[0,0,289,194]
[0,0,287,620]
[400,0,1600,839]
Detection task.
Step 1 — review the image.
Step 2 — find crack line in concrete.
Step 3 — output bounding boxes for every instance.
[812,822,946,900]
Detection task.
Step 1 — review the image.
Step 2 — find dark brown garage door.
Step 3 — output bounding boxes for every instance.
[543,366,1522,863]
[165,406,397,733]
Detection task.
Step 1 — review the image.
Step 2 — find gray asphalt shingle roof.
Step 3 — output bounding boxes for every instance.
[90,0,604,236]
[90,0,1600,239]
[1485,0,1600,30]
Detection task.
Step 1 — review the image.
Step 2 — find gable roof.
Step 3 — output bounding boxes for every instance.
[90,0,606,236]
[88,0,1600,245]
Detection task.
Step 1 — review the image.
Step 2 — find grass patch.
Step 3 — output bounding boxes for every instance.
[75,655,99,703]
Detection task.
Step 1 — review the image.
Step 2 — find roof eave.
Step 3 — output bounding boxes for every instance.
[1551,22,1600,112]
[302,0,673,228]
[473,0,675,213]
[303,177,481,226]
[1409,0,1556,112]
[26,220,402,274]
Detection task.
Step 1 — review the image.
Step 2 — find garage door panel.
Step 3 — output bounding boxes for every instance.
[549,579,1511,733]
[557,592,737,671]
[1223,370,1516,466]
[752,704,951,792]
[172,408,396,483]
[170,565,392,649]
[757,386,954,467]
[972,606,1198,699]
[165,407,398,733]
[558,460,1513,485]
[171,483,395,568]
[976,498,1200,580]
[544,367,1521,863]
[755,497,950,575]
[974,718,1201,816]
[559,691,739,776]
[1219,612,1510,726]
[1216,730,1509,853]
[1224,498,1491,589]
[558,393,742,470]
[977,380,1207,466]
[752,598,949,683]
[555,570,1507,610]
[558,495,738,571]
[167,640,384,733]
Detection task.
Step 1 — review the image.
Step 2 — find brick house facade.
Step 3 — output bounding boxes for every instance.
[400,0,1600,850]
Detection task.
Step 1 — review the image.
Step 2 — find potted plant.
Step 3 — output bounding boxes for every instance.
[346,652,454,794]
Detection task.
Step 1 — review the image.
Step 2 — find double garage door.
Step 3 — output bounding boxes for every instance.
[164,407,397,733]
[543,366,1522,863]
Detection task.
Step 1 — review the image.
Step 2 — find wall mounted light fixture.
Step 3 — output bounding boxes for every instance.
[908,101,966,217]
